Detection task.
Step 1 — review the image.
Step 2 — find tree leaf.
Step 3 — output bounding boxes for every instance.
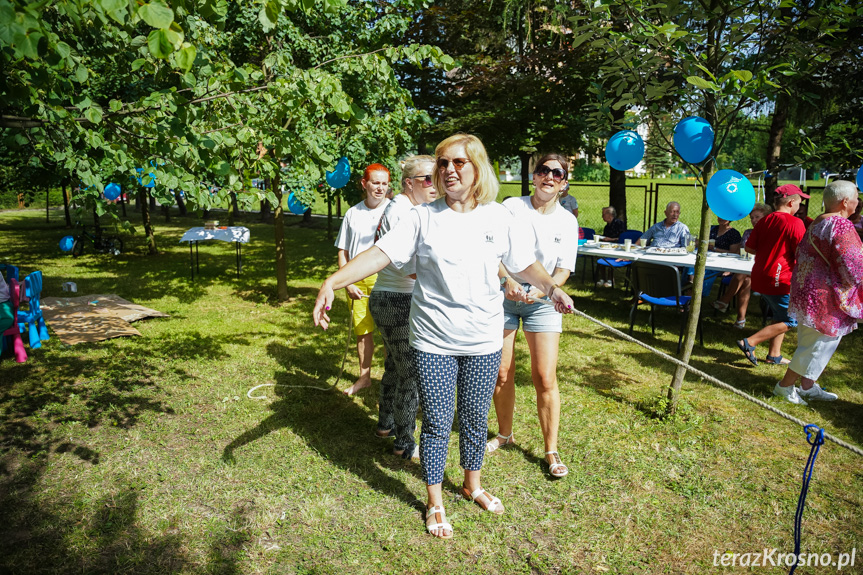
[175,43,196,71]
[131,58,147,71]
[148,29,174,58]
[731,69,753,83]
[75,64,89,82]
[138,1,174,29]
[84,107,103,124]
[686,76,717,91]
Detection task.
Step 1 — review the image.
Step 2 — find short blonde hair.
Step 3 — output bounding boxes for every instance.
[433,134,499,206]
[400,155,435,192]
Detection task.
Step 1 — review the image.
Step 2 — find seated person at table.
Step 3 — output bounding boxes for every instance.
[638,201,690,248]
[0,274,12,333]
[708,217,742,253]
[712,204,771,329]
[596,206,627,287]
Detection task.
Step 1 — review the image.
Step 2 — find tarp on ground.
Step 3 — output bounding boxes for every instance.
[40,294,169,345]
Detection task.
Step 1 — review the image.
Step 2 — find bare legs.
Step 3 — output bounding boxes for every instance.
[717,273,752,323]
[777,367,816,390]
[343,332,373,395]
[491,329,563,470]
[740,322,791,359]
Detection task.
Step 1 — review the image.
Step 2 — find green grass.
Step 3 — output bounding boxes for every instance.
[1,208,861,574]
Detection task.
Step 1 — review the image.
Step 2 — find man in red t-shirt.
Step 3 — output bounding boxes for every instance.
[735,185,808,383]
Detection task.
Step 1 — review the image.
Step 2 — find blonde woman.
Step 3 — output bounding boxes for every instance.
[313,134,574,539]
[369,155,437,458]
[488,153,579,479]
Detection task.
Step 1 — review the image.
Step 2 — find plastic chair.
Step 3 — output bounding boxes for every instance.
[1,279,27,362]
[17,271,49,349]
[578,228,596,283]
[0,264,19,281]
[596,230,643,289]
[629,263,717,353]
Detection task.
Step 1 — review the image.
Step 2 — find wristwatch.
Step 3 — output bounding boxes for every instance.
[499,276,508,286]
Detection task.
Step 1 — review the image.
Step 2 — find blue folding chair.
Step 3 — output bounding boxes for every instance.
[0,264,19,281]
[629,263,719,353]
[578,228,595,283]
[17,271,50,349]
[596,229,643,289]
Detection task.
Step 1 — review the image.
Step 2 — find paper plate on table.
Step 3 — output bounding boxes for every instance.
[646,247,689,256]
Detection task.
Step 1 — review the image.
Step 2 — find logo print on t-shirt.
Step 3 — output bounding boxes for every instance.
[484,230,494,243]
[554,235,562,244]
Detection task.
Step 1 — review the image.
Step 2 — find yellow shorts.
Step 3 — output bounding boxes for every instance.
[350,274,377,336]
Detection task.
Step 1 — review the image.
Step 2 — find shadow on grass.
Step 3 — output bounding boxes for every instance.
[0,459,188,574]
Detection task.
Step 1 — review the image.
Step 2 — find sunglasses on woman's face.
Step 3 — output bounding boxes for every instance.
[411,175,433,185]
[437,158,471,171]
[534,165,567,182]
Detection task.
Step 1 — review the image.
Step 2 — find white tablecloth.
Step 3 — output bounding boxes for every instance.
[579,244,754,275]
[179,226,250,243]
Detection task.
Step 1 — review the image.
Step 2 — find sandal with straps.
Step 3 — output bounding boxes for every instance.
[425,505,453,539]
[545,451,569,478]
[486,432,514,453]
[461,485,505,515]
[765,354,791,365]
[735,338,758,366]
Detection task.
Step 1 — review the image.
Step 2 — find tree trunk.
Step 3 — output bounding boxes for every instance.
[141,187,158,255]
[162,200,171,222]
[119,189,127,218]
[62,181,72,228]
[149,192,156,211]
[764,91,790,207]
[667,7,719,415]
[610,107,628,225]
[175,190,187,216]
[92,207,101,236]
[272,168,288,301]
[519,151,531,196]
[134,189,142,212]
[229,192,240,225]
[302,207,312,225]
[260,199,271,222]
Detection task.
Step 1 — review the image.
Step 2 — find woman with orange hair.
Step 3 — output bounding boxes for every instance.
[334,163,390,397]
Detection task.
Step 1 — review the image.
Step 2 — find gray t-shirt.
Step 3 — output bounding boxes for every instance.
[0,274,10,303]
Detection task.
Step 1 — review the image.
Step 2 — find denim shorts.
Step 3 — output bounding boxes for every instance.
[503,286,562,333]
[760,293,797,328]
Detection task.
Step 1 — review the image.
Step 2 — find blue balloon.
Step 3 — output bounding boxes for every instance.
[857,165,862,192]
[605,131,645,171]
[135,167,156,188]
[104,182,122,201]
[325,156,351,189]
[706,169,756,221]
[673,116,714,164]
[287,192,307,215]
[59,236,75,252]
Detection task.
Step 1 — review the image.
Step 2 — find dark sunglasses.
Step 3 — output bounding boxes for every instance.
[437,158,471,170]
[410,174,433,185]
[534,165,567,182]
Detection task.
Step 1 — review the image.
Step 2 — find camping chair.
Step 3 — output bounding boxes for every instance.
[629,263,718,354]
[596,229,643,290]
[17,271,49,349]
[1,279,27,362]
[0,263,19,281]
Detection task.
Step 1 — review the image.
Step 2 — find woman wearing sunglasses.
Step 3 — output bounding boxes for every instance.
[487,154,578,480]
[368,155,437,460]
[334,163,391,396]
[313,134,574,539]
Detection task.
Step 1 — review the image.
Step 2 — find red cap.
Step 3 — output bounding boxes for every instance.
[775,184,810,199]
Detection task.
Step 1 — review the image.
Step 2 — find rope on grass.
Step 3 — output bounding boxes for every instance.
[535,297,863,458]
[247,293,365,399]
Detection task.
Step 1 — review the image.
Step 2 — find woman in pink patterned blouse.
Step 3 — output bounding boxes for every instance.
[774,180,863,405]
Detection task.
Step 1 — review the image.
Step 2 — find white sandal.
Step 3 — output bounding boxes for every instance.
[545,451,569,478]
[486,432,514,453]
[461,485,505,515]
[425,505,453,539]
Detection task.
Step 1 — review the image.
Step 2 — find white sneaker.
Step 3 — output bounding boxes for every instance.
[799,383,838,402]
[595,280,604,288]
[712,300,729,312]
[603,280,613,288]
[773,383,808,405]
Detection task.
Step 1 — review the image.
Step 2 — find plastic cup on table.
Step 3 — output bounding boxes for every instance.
[624,238,632,252]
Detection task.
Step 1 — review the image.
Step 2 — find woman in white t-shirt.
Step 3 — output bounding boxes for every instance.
[368,155,437,459]
[487,153,578,480]
[313,134,574,539]
[333,164,390,396]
